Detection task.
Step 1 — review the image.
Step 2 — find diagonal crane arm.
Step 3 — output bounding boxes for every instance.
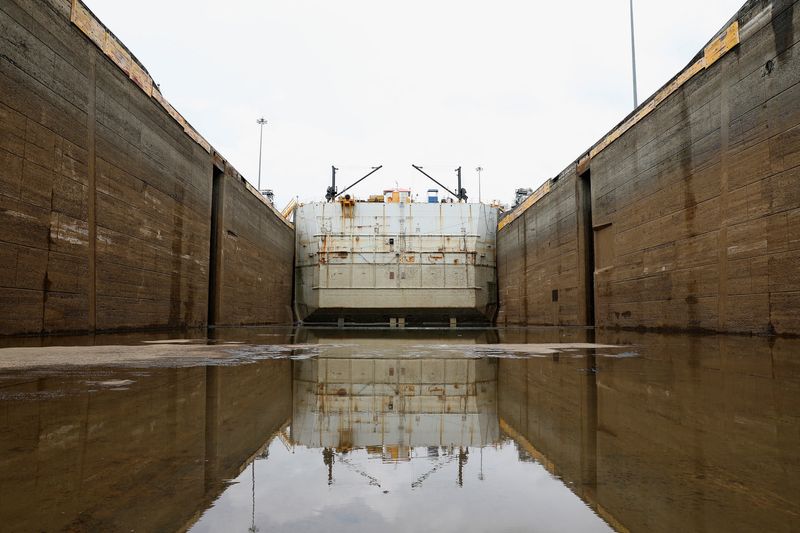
[411,165,467,201]
[335,165,383,199]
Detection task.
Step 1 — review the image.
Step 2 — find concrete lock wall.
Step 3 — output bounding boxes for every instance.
[498,0,800,335]
[0,0,294,335]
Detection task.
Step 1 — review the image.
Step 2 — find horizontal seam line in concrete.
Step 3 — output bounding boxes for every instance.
[93,124,208,203]
[728,86,800,146]
[0,53,89,125]
[591,94,722,192]
[614,196,720,239]
[0,2,92,84]
[728,5,800,86]
[94,258,206,278]
[93,202,207,238]
[94,95,197,168]
[95,293,205,304]
[94,239,209,260]
[729,79,800,133]
[593,146,721,215]
[594,34,800,199]
[0,380,41,389]
[725,157,800,195]
[0,131,90,169]
[0,242,87,259]
[610,158,800,238]
[594,124,722,205]
[0,287,89,297]
[14,157,91,191]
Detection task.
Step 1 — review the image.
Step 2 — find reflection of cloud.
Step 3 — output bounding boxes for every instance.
[268,497,391,533]
[191,440,612,533]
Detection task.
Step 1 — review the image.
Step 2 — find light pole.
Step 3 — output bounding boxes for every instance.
[248,461,258,533]
[629,0,638,108]
[256,117,268,191]
[475,166,483,203]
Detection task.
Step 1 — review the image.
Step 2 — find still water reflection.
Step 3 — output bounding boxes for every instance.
[0,328,797,532]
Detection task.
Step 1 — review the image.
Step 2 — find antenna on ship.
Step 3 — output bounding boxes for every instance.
[411,165,468,202]
[326,166,339,202]
[455,167,467,202]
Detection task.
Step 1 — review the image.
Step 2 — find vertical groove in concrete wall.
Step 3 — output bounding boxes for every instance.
[497,0,800,335]
[0,0,295,335]
[717,48,732,331]
[87,48,96,330]
[216,170,294,326]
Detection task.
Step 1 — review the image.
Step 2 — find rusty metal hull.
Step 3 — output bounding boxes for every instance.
[294,202,499,325]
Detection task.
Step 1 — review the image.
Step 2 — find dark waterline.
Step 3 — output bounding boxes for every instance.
[0,327,797,532]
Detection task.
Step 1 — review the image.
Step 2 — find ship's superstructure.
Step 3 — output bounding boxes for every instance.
[294,191,499,325]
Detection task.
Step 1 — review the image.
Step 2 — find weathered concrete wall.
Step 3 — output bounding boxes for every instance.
[0,0,294,335]
[497,170,589,326]
[498,0,800,335]
[214,171,294,326]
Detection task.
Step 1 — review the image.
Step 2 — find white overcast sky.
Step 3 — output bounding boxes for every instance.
[86,0,744,208]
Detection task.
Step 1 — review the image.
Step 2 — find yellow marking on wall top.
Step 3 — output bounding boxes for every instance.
[69,1,104,48]
[70,0,211,154]
[498,20,740,232]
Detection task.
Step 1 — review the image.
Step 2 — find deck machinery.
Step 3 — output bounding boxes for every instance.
[294,189,499,326]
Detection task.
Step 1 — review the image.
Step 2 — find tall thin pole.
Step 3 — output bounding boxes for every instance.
[249,461,258,533]
[475,167,483,203]
[256,117,267,191]
[629,0,638,108]
[455,166,462,202]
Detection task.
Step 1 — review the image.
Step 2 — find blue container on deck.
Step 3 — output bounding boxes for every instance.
[427,189,439,203]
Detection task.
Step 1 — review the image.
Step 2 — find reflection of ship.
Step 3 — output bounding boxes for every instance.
[292,325,501,348]
[290,357,499,458]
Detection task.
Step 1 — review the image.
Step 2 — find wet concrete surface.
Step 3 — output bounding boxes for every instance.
[0,327,797,532]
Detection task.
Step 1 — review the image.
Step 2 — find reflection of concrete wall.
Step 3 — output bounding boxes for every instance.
[292,358,499,449]
[0,360,291,532]
[205,361,293,482]
[497,345,596,501]
[593,332,799,533]
[498,332,800,533]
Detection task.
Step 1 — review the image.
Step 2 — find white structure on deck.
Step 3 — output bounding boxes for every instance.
[294,199,499,325]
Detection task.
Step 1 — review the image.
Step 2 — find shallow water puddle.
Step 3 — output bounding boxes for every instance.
[0,327,797,532]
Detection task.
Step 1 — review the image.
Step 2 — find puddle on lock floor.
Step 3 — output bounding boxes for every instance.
[0,327,798,533]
